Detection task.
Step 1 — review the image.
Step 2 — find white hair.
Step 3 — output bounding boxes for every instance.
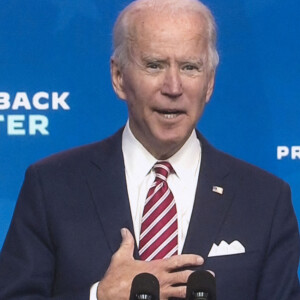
[112,0,219,72]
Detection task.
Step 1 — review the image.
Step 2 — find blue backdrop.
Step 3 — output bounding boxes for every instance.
[1,0,299,274]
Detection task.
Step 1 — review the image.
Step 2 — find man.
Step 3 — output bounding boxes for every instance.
[0,0,299,299]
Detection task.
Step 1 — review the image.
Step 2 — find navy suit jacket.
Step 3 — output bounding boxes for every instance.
[0,128,299,299]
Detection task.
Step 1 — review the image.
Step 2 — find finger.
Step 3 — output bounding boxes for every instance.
[117,228,135,257]
[163,254,204,271]
[168,269,194,285]
[162,285,187,300]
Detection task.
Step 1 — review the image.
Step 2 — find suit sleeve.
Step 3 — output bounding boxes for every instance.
[257,181,300,299]
[0,165,91,299]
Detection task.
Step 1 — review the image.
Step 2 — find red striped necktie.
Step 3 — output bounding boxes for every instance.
[139,161,178,261]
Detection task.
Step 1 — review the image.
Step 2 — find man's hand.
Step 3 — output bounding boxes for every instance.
[97,228,204,300]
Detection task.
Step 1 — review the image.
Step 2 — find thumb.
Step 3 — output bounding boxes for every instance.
[118,228,135,257]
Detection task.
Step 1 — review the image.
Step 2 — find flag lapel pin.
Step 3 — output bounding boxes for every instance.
[212,186,223,195]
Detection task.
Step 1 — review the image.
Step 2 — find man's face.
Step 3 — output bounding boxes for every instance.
[111,11,215,159]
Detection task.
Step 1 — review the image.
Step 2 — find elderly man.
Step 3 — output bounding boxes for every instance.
[0,0,299,299]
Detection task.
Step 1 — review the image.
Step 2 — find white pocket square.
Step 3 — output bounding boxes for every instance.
[208,240,245,257]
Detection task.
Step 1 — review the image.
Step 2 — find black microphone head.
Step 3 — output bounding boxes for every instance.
[186,270,216,300]
[130,273,160,300]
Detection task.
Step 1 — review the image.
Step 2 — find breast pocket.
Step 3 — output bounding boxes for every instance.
[204,250,262,298]
[205,250,261,271]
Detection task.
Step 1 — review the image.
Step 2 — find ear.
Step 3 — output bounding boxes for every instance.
[110,58,127,100]
[205,71,215,103]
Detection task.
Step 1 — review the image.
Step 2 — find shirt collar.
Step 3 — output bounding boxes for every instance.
[122,122,156,184]
[168,130,201,181]
[122,121,201,184]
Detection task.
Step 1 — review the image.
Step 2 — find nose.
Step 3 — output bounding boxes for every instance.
[161,67,183,98]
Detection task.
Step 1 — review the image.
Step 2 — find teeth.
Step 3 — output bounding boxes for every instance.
[164,113,177,119]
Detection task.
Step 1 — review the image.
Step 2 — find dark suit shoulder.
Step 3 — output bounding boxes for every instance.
[223,150,286,187]
[198,131,288,192]
[223,149,283,180]
[29,128,124,173]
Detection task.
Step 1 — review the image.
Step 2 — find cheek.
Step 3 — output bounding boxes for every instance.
[124,75,146,97]
[125,89,148,118]
[187,87,207,105]
[185,91,208,118]
[130,85,157,110]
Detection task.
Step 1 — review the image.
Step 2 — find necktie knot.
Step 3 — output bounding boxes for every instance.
[153,161,172,182]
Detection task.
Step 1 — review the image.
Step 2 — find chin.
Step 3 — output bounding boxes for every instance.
[159,129,187,143]
[156,135,186,150]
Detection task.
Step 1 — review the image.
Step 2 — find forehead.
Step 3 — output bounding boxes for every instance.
[129,10,208,55]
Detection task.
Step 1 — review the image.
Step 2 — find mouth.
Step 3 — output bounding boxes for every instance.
[155,109,185,119]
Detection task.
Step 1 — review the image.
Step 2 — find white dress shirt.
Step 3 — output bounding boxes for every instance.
[90,122,202,299]
[122,122,201,252]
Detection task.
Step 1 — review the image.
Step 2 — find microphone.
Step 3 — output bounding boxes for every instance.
[130,273,160,300]
[186,270,216,300]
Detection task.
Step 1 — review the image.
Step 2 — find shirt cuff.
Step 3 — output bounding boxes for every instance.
[90,281,100,300]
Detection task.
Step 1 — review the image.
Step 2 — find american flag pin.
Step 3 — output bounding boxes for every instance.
[212,186,223,195]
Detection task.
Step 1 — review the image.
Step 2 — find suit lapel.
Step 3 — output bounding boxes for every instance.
[82,129,239,261]
[83,129,139,258]
[182,132,238,260]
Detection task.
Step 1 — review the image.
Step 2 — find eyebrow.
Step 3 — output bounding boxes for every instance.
[181,59,204,65]
[141,55,204,65]
[141,55,166,63]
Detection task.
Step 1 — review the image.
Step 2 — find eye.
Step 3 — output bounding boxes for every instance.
[146,62,162,70]
[182,64,199,71]
[181,63,204,76]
